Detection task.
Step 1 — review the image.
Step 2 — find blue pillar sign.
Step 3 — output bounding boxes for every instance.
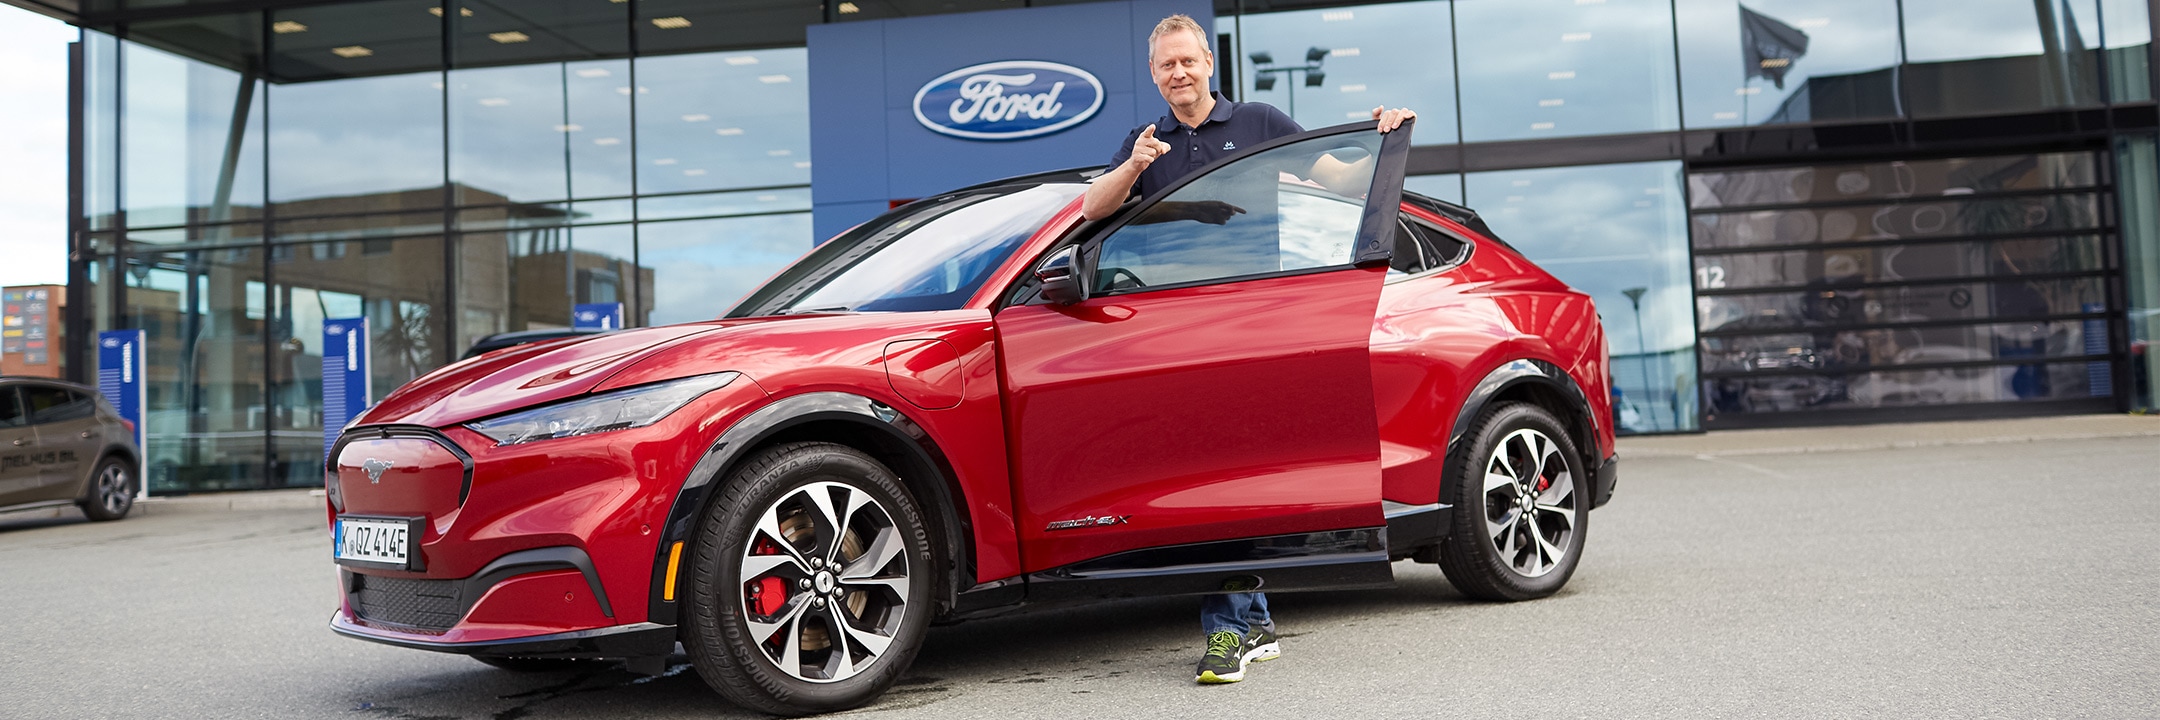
[573,303,623,331]
[323,317,372,459]
[95,329,147,497]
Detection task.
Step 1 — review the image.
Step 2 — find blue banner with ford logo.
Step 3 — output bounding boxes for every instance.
[913,61,1105,140]
[807,0,1209,242]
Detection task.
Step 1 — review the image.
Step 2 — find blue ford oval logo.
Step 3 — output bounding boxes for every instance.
[913,60,1104,141]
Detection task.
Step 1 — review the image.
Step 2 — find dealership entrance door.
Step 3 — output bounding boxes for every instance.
[1687,151,2123,428]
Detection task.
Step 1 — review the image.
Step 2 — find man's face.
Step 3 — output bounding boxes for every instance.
[1149,29,1213,113]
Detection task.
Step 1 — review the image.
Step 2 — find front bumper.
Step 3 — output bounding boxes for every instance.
[330,613,676,659]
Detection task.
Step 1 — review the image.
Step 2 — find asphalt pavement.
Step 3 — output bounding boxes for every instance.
[2,415,2156,719]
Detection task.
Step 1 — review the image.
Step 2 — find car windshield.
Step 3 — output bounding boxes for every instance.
[728,183,1086,317]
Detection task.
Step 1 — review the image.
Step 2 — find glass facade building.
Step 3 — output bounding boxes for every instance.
[13,0,2159,492]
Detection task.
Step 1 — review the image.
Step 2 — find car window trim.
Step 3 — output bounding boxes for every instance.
[1384,214,1476,285]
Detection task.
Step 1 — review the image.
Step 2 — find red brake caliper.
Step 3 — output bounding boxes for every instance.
[747,538,791,616]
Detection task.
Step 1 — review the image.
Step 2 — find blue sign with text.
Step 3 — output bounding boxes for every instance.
[807,0,1210,242]
[323,317,371,459]
[573,303,624,331]
[96,330,146,495]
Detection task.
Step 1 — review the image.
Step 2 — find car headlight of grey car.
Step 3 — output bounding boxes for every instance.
[467,371,740,446]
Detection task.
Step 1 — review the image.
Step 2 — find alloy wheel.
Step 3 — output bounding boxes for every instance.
[738,481,911,684]
[97,463,131,515]
[1480,427,1577,578]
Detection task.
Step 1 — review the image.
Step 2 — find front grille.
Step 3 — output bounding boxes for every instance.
[353,574,464,631]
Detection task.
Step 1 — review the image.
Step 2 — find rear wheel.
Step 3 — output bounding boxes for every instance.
[1436,402,1587,601]
[78,456,135,522]
[682,442,934,716]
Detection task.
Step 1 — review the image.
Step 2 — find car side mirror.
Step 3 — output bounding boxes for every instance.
[1035,246,1084,305]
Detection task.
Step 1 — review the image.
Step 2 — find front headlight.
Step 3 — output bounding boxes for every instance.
[468,371,739,446]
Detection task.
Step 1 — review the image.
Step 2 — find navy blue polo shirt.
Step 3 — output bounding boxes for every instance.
[1107,91,1303,199]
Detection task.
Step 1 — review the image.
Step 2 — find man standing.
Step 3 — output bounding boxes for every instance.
[1082,13,1413,684]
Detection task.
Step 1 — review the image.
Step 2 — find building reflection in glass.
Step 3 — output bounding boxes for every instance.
[1225,1,1459,142]
[1463,162,1698,433]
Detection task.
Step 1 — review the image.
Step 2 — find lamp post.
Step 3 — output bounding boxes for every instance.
[1621,286,1655,432]
[1248,47,1329,119]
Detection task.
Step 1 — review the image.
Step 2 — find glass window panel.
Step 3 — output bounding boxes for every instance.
[1688,153,2099,209]
[635,0,820,55]
[573,224,643,324]
[1455,0,1679,142]
[123,247,266,493]
[2102,0,2152,102]
[1675,0,1903,127]
[122,12,267,224]
[1691,193,2106,250]
[571,198,635,226]
[1467,161,1696,432]
[86,30,119,232]
[635,48,811,195]
[1702,320,2101,374]
[448,58,632,205]
[1901,0,2106,116]
[1706,359,2102,415]
[1226,1,1459,142]
[1697,277,2109,333]
[264,236,448,407]
[636,187,814,222]
[457,203,572,232]
[268,0,445,214]
[1696,235,2112,291]
[639,213,811,326]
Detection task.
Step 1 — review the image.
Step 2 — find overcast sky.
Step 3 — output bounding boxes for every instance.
[0,5,72,288]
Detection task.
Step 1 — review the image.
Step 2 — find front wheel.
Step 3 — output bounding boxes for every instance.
[682,442,934,716]
[78,455,135,522]
[1436,402,1588,601]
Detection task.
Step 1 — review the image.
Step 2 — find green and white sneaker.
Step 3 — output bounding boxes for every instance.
[1194,631,1247,683]
[1244,625,1281,663]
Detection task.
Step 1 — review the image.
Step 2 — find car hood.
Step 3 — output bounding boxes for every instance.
[356,322,745,429]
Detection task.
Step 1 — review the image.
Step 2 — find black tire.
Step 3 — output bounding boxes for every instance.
[683,442,936,716]
[1436,402,1589,601]
[472,656,601,672]
[78,455,135,522]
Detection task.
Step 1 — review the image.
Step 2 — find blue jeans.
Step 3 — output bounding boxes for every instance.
[1200,592,1271,636]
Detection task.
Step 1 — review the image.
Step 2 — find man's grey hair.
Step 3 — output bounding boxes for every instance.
[1147,14,1210,61]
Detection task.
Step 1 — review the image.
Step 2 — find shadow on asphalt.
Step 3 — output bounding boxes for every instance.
[0,511,88,533]
[339,565,1481,719]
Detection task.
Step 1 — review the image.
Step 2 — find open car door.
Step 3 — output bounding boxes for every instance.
[995,121,1413,600]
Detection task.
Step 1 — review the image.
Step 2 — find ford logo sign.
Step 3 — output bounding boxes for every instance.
[913,60,1104,141]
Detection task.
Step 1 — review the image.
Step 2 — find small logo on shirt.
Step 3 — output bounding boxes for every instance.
[1223,141,1237,150]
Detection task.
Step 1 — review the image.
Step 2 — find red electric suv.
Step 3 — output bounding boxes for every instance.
[326,123,1616,715]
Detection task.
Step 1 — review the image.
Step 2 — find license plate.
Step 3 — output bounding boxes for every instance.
[335,516,419,569]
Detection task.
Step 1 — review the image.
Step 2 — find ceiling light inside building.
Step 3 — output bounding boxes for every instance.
[1332,48,1360,57]
[715,128,744,136]
[1338,84,1366,93]
[793,161,811,169]
[331,45,374,58]
[1538,98,1564,107]
[758,74,791,84]
[651,16,692,29]
[556,124,582,132]
[681,113,711,122]
[767,149,792,156]
[724,56,759,66]
[427,6,473,16]
[575,68,611,78]
[490,31,530,43]
[1561,32,1592,42]
[838,2,860,13]
[1549,71,1576,80]
[1322,10,1353,21]
[272,20,308,33]
[478,97,510,106]
[594,137,622,146]
[757,195,779,201]
[683,169,707,176]
[654,158,678,165]
[1530,122,1555,130]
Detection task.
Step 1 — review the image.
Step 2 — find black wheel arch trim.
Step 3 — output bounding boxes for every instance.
[645,391,974,627]
[1445,359,1607,506]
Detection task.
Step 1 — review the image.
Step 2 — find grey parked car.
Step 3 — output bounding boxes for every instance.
[0,377,142,521]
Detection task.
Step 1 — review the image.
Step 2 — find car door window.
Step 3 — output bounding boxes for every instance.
[0,389,23,428]
[22,387,92,426]
[1093,130,1388,293]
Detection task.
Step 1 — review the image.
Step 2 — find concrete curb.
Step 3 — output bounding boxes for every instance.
[135,488,326,515]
